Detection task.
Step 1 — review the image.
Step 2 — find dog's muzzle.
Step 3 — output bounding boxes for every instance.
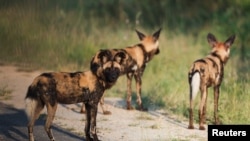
[104,68,120,83]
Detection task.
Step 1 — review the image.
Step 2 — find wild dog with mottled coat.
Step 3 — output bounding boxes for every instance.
[80,49,130,114]
[122,28,161,111]
[188,33,236,130]
[80,29,161,113]
[25,50,126,141]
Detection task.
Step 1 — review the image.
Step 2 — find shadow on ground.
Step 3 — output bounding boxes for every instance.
[0,102,84,141]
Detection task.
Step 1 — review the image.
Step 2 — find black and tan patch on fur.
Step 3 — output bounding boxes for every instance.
[82,28,162,113]
[25,50,125,141]
[188,33,236,130]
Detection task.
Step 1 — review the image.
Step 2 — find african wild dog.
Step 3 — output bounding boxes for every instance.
[121,28,162,111]
[188,33,236,130]
[80,49,130,114]
[80,28,161,113]
[25,50,126,141]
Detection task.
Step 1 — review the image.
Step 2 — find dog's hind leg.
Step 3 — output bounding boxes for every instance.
[199,86,207,130]
[188,83,195,129]
[126,73,134,110]
[26,98,45,141]
[188,93,194,129]
[134,74,147,111]
[188,85,194,129]
[214,86,220,125]
[44,103,58,141]
[202,88,208,125]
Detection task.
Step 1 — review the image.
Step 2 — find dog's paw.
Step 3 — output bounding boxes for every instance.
[199,126,206,130]
[136,105,148,111]
[103,111,112,115]
[188,125,194,129]
[127,105,135,110]
[80,110,86,114]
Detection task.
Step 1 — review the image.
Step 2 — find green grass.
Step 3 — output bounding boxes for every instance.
[0,85,12,100]
[103,31,250,125]
[0,1,249,125]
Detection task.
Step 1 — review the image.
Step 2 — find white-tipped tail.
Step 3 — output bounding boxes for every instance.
[191,72,200,101]
[25,98,38,120]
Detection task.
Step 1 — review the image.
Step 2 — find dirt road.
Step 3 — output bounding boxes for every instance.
[0,65,207,141]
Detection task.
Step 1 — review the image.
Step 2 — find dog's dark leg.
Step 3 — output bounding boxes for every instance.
[188,104,194,129]
[188,84,194,129]
[44,103,58,141]
[90,104,99,141]
[85,103,99,141]
[134,74,147,111]
[202,88,208,125]
[126,73,134,110]
[85,104,91,141]
[214,86,220,125]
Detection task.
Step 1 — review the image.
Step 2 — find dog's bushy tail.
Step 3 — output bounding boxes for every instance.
[25,85,42,120]
[190,72,200,101]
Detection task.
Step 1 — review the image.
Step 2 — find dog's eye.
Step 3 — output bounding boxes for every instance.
[105,68,111,71]
[114,68,121,73]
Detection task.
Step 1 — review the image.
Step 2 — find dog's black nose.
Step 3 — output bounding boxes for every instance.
[108,72,119,81]
[111,73,119,80]
[104,68,120,83]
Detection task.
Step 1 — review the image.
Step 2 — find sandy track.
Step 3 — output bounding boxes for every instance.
[0,65,207,141]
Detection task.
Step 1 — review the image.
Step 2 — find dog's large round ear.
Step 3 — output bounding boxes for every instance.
[207,33,217,48]
[135,29,146,41]
[98,49,112,64]
[153,28,162,40]
[114,51,126,64]
[224,34,236,48]
[90,54,102,74]
[90,63,99,75]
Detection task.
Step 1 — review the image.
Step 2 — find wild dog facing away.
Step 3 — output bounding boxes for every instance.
[25,50,126,141]
[188,33,236,130]
[80,28,161,114]
[124,28,161,111]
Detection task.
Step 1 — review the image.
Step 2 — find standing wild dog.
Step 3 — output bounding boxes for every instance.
[122,28,161,111]
[80,49,130,114]
[80,28,161,113]
[25,49,126,141]
[188,33,236,130]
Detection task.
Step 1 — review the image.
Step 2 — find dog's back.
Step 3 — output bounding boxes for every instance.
[188,33,236,100]
[123,29,161,72]
[118,29,162,110]
[25,71,95,105]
